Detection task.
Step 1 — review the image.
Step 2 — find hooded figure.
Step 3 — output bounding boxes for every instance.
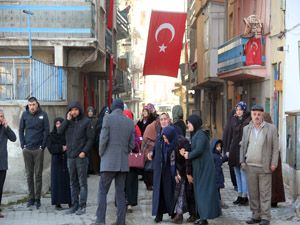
[186,114,221,224]
[58,101,94,215]
[210,139,226,190]
[47,117,71,208]
[172,105,186,137]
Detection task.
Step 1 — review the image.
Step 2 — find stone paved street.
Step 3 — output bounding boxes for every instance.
[1,165,300,225]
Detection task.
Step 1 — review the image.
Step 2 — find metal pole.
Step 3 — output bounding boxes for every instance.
[28,14,32,58]
[23,10,33,58]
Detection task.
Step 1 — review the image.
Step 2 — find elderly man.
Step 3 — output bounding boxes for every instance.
[240,105,279,225]
[94,99,135,225]
[19,97,49,209]
[0,109,17,218]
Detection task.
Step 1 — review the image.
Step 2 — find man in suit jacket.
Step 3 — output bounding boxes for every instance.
[94,99,135,225]
[240,105,279,225]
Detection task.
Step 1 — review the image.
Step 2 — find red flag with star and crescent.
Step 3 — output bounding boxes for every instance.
[143,11,187,77]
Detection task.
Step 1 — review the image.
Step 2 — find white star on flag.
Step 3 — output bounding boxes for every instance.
[159,44,167,52]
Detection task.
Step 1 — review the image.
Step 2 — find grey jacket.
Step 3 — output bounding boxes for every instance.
[99,109,135,172]
[0,125,17,170]
[240,121,279,173]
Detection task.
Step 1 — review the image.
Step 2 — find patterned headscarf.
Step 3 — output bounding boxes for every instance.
[235,101,247,112]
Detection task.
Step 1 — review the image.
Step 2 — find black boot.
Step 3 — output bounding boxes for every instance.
[239,197,249,206]
[233,196,242,205]
[154,214,163,223]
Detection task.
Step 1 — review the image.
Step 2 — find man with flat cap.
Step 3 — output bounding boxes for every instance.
[240,105,279,225]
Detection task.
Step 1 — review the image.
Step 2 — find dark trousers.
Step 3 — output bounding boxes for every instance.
[23,148,44,200]
[67,157,88,207]
[0,170,7,206]
[96,172,127,225]
[144,171,153,188]
[125,168,138,206]
[230,165,237,187]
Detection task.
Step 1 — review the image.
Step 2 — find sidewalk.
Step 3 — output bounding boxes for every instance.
[1,165,299,225]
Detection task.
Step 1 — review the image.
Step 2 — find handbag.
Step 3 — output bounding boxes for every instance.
[128,143,144,169]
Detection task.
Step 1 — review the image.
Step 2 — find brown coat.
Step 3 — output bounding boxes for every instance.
[240,121,279,173]
[142,119,160,160]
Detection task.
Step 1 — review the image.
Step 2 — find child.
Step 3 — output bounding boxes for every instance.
[173,135,197,224]
[211,139,228,209]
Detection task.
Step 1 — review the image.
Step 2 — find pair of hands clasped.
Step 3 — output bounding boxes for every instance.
[175,174,193,184]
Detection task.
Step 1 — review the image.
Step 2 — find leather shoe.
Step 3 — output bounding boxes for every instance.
[259,220,270,225]
[0,212,4,218]
[246,218,261,224]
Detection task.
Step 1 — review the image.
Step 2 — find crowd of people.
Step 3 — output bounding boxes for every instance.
[0,97,285,225]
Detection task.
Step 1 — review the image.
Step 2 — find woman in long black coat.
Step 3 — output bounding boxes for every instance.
[181,115,221,225]
[47,117,71,209]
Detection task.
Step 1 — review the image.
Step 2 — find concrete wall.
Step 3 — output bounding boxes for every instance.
[1,102,68,194]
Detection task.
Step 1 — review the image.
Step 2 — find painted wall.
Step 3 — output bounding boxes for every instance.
[282,0,300,197]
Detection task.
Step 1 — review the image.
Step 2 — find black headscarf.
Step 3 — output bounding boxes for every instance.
[187,114,202,137]
[52,117,64,133]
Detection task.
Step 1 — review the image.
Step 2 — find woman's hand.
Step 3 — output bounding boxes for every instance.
[147,152,153,161]
[175,174,181,184]
[183,152,189,159]
[187,175,193,184]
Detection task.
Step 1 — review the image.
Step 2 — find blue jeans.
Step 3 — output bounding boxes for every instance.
[234,166,248,196]
[67,157,88,207]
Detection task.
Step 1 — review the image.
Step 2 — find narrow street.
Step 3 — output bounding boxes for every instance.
[1,165,299,225]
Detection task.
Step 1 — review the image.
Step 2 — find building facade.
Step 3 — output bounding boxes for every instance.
[0,0,118,193]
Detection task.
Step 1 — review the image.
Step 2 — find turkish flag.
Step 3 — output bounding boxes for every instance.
[245,37,262,66]
[143,11,187,77]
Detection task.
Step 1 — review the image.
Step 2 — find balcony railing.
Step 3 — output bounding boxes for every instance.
[0,58,67,101]
[116,10,129,40]
[217,36,265,74]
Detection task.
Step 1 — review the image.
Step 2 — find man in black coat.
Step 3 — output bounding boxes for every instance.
[58,101,94,215]
[0,109,17,218]
[19,97,49,209]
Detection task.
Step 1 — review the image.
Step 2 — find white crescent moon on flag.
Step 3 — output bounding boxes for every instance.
[155,23,175,43]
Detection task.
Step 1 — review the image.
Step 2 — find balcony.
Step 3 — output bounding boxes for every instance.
[116,10,129,40]
[0,1,95,40]
[217,36,266,82]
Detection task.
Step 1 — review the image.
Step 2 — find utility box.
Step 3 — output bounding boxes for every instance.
[286,112,300,170]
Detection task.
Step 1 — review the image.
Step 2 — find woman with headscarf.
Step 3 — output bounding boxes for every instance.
[87,106,100,175]
[223,101,251,206]
[172,105,186,137]
[47,117,71,209]
[180,114,221,225]
[137,106,152,136]
[147,114,175,223]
